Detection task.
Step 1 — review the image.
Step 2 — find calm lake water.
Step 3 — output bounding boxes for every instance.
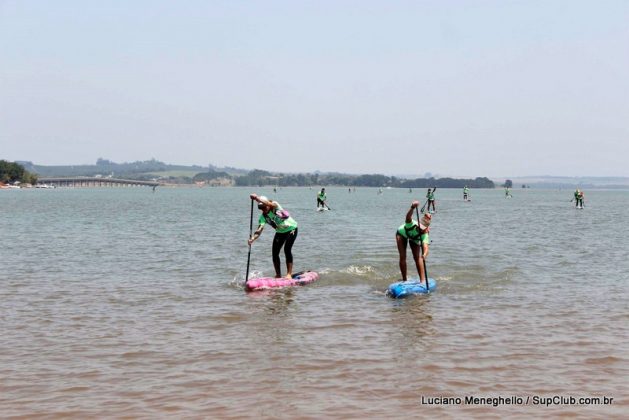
[1,187,628,418]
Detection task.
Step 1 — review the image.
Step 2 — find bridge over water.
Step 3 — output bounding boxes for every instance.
[38,177,161,188]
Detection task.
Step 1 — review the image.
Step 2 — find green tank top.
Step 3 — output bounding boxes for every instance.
[397,221,429,245]
[318,191,326,200]
[258,203,298,233]
[427,192,435,200]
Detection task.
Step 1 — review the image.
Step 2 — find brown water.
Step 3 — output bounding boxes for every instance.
[1,187,627,418]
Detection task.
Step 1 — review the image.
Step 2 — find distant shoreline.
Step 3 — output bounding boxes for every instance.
[14,159,629,189]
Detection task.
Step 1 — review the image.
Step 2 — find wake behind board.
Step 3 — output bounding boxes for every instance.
[387,277,436,298]
[246,271,319,291]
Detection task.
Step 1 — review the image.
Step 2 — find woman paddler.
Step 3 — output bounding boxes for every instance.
[396,200,432,285]
[317,187,328,209]
[426,187,437,212]
[248,194,298,279]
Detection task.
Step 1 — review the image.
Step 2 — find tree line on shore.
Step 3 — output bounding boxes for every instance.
[0,160,38,184]
[9,159,495,188]
[232,169,495,188]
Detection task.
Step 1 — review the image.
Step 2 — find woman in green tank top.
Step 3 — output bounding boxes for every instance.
[395,200,431,285]
[317,188,328,209]
[248,194,298,279]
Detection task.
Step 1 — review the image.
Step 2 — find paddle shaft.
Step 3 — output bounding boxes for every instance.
[422,242,428,274]
[245,199,254,284]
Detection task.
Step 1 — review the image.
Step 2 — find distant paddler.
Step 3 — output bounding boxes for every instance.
[573,188,584,208]
[396,201,432,286]
[248,194,298,279]
[505,187,512,198]
[316,187,330,210]
[426,187,437,213]
[463,186,470,201]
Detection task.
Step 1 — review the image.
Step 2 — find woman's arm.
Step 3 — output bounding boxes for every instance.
[405,201,419,223]
[248,225,264,245]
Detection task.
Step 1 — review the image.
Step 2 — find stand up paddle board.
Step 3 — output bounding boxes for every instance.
[245,271,319,291]
[316,207,329,212]
[387,277,436,298]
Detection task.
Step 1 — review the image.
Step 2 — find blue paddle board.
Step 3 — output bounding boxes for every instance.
[387,277,436,298]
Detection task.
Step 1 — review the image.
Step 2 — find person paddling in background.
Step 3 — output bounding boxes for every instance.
[317,187,328,209]
[505,187,512,198]
[463,185,470,201]
[248,194,298,279]
[574,188,585,208]
[426,187,437,213]
[396,201,432,285]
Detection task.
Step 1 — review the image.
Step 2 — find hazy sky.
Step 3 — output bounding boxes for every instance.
[1,1,628,177]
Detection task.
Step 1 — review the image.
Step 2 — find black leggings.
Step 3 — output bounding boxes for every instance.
[272,228,298,266]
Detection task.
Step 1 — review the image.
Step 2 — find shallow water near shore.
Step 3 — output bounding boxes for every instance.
[1,187,628,418]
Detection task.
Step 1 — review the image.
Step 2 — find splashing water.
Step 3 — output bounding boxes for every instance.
[342,265,376,275]
[230,269,264,287]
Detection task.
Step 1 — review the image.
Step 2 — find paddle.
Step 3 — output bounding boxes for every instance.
[324,202,332,210]
[422,246,429,292]
[245,198,254,285]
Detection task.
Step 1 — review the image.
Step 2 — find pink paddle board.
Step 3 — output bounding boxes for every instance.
[245,271,319,291]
